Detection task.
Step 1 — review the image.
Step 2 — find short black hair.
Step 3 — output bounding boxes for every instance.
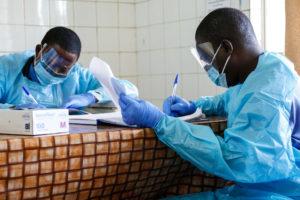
[195,8,258,49]
[41,26,81,58]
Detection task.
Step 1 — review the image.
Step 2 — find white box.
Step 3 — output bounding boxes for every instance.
[0,109,69,135]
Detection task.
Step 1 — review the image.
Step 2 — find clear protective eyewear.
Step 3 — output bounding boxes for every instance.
[190,42,221,70]
[40,44,73,77]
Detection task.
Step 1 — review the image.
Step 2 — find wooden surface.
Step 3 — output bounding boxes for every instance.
[0,117,227,199]
[286,0,300,74]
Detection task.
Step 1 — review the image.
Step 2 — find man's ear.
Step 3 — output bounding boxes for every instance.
[35,44,42,57]
[221,40,233,54]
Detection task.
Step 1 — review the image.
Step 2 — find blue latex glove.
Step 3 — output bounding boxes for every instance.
[62,93,96,109]
[163,96,196,117]
[119,94,164,128]
[15,103,46,109]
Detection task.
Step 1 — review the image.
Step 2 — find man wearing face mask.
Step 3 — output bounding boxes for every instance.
[118,8,300,199]
[0,26,111,109]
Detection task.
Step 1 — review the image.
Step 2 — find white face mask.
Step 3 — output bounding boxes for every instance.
[34,61,67,86]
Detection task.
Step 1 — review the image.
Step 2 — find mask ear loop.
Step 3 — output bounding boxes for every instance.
[34,43,47,66]
[209,44,222,65]
[220,41,233,74]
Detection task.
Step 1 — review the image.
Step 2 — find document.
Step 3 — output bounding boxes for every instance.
[69,110,133,126]
[89,57,120,109]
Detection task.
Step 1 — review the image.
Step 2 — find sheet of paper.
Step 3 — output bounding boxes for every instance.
[89,57,120,109]
[178,109,205,121]
[69,111,131,126]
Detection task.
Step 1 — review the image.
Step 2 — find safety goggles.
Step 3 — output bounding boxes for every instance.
[40,45,74,77]
[190,42,221,69]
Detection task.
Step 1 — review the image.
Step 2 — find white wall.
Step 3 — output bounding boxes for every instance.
[0,0,136,80]
[136,0,250,107]
[0,0,250,107]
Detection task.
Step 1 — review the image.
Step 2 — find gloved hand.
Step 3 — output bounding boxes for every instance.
[119,94,164,128]
[163,96,196,117]
[15,103,46,109]
[62,93,96,109]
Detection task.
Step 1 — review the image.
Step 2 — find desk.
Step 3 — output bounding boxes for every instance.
[0,117,227,199]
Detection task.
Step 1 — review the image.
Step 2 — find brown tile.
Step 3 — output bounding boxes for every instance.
[79,180,92,190]
[40,161,52,173]
[54,172,66,184]
[120,130,132,140]
[96,132,108,142]
[93,178,104,188]
[39,174,53,186]
[38,186,51,198]
[9,139,22,150]
[40,148,54,160]
[108,154,120,165]
[24,138,39,149]
[54,160,68,172]
[69,157,81,170]
[82,168,94,180]
[110,141,120,153]
[120,141,132,152]
[68,170,81,181]
[79,190,90,199]
[96,155,107,167]
[40,136,54,148]
[9,164,23,177]
[133,139,144,150]
[52,184,66,195]
[25,163,38,175]
[84,143,95,156]
[120,152,130,164]
[67,181,79,193]
[8,178,22,190]
[25,149,38,162]
[94,167,107,178]
[25,175,37,188]
[0,166,8,178]
[54,135,69,146]
[69,145,83,157]
[82,133,96,143]
[0,179,6,192]
[0,140,8,151]
[69,134,81,145]
[55,146,67,159]
[23,188,37,199]
[107,165,118,176]
[109,131,121,141]
[0,152,7,166]
[117,164,130,174]
[8,190,21,200]
[96,143,109,154]
[83,157,95,168]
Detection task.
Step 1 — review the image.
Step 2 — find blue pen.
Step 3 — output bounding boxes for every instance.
[172,74,179,97]
[22,86,38,104]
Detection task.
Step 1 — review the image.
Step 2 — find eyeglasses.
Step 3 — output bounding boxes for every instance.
[40,45,74,77]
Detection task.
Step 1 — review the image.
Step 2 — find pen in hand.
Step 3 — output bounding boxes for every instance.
[172,74,179,101]
[22,86,38,104]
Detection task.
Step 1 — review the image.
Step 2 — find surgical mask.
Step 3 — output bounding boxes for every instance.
[34,61,67,86]
[206,48,231,88]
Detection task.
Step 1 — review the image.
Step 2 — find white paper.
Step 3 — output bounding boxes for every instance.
[178,109,205,121]
[69,111,132,126]
[89,57,119,108]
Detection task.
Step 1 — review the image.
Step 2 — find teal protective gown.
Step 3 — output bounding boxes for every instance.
[0,51,110,108]
[154,52,300,199]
